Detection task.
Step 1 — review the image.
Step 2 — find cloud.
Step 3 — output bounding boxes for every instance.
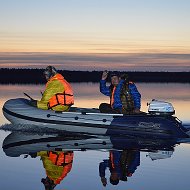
[0,52,190,71]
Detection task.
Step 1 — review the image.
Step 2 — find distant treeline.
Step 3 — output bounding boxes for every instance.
[0,68,190,84]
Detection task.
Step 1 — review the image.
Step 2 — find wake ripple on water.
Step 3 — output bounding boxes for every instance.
[183,123,190,136]
[0,123,63,135]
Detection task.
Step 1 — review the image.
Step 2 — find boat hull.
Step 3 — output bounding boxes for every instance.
[2,98,189,138]
[3,132,179,157]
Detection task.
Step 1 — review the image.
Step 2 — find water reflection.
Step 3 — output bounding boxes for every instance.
[147,150,173,161]
[2,132,178,157]
[99,150,140,186]
[0,83,190,189]
[2,131,181,189]
[39,151,73,190]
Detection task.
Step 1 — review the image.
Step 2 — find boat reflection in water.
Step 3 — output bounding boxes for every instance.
[2,130,182,189]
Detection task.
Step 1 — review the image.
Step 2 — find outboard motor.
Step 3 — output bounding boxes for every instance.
[148,99,175,115]
[147,150,174,161]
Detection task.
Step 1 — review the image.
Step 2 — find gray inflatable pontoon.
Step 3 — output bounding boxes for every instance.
[2,98,189,138]
[2,132,180,157]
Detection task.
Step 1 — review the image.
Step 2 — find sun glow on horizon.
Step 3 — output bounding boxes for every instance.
[0,52,189,71]
[1,32,190,54]
[0,0,190,70]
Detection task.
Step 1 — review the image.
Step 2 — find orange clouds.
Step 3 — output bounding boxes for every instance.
[1,31,190,54]
[0,52,189,71]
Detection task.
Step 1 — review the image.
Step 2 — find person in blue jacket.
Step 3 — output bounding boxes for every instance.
[99,71,141,114]
[99,150,140,186]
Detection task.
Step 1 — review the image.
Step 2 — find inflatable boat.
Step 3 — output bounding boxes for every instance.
[2,98,189,138]
[2,132,180,157]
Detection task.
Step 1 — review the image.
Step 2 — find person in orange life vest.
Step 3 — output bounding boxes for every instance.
[99,70,141,114]
[35,151,74,190]
[99,150,140,186]
[30,66,74,111]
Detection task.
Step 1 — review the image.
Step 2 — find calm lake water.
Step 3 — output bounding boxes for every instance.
[0,83,190,190]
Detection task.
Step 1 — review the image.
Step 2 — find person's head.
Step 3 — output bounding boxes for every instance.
[110,72,120,86]
[41,177,57,190]
[109,172,120,185]
[43,66,57,81]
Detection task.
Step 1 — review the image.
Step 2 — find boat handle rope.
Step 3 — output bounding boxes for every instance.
[174,116,182,123]
[46,141,107,148]
[47,114,109,123]
[23,93,34,100]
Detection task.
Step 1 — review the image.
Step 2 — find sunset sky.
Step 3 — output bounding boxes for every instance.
[0,0,190,71]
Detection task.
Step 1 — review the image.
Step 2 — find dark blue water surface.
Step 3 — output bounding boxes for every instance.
[0,83,190,190]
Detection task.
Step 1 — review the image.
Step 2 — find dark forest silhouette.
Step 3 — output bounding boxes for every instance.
[0,68,189,84]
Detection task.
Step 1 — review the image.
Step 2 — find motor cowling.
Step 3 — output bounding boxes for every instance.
[148,99,175,115]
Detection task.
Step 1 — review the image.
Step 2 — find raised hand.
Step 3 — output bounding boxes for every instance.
[102,70,109,80]
[101,177,107,186]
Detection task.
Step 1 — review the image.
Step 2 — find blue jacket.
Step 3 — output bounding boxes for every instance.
[100,79,141,109]
[99,150,140,178]
[99,151,122,178]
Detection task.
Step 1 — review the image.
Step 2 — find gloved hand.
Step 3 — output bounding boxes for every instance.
[29,152,37,158]
[29,100,37,107]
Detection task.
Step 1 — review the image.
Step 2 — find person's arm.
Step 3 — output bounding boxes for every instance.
[99,160,109,186]
[99,70,111,96]
[37,80,64,109]
[99,160,109,177]
[99,80,111,96]
[127,151,140,174]
[129,83,141,110]
[37,151,48,157]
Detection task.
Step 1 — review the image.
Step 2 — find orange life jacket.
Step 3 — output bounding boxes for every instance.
[110,86,116,108]
[48,151,74,184]
[48,151,73,166]
[54,163,72,184]
[47,74,74,109]
[110,151,115,169]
